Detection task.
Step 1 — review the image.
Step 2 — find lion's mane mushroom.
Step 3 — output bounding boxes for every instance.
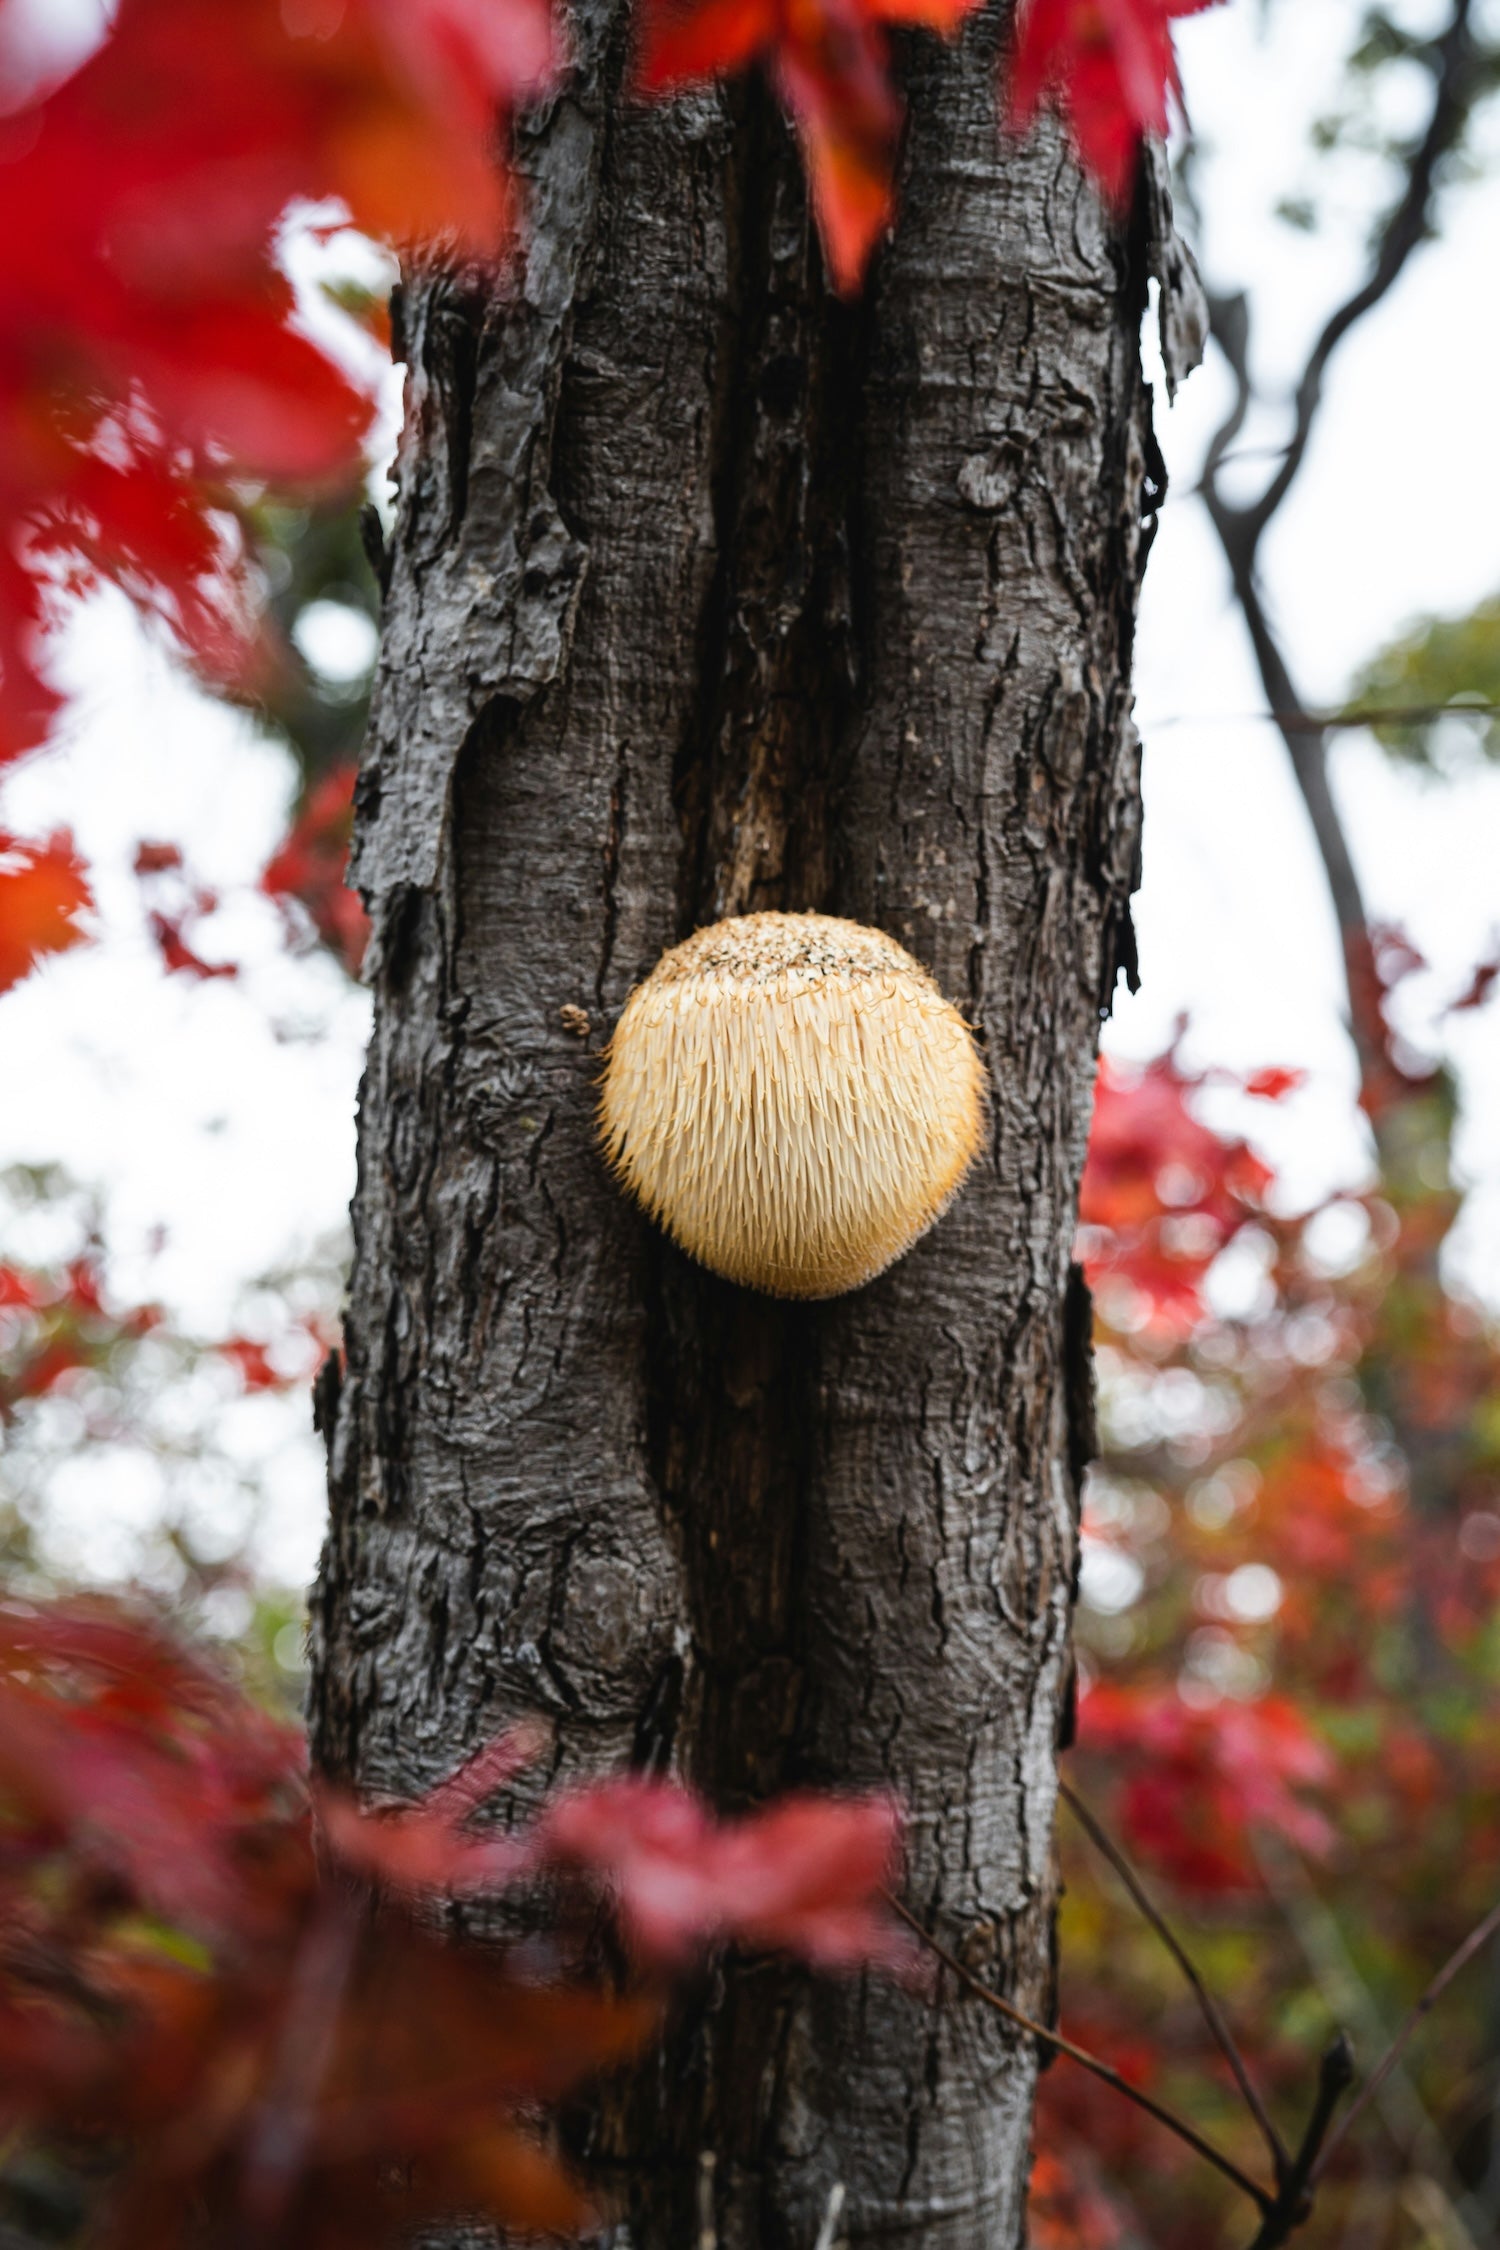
[598,911,986,1299]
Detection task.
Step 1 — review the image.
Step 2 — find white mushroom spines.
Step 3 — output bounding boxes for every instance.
[598,911,986,1299]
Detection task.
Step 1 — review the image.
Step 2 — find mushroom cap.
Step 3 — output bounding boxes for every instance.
[598,911,986,1299]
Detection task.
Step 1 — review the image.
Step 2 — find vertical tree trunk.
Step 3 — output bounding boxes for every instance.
[310,3,1161,2239]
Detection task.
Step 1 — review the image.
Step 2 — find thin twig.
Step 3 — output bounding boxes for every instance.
[1254,1829,1485,2243]
[1243,2036,1355,2250]
[1147,705,1500,734]
[237,1894,363,2230]
[1309,1898,1500,2189]
[882,1889,1273,2215]
[1195,0,1484,1084]
[812,2181,845,2250]
[696,2148,717,2250]
[1219,0,1478,550]
[1059,1781,1290,2184]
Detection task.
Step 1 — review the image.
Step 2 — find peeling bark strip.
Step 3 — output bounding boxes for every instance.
[312,2,1165,2239]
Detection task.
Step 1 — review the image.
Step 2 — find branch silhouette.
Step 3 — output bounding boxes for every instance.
[883,1889,1275,2214]
[1060,1780,1290,2184]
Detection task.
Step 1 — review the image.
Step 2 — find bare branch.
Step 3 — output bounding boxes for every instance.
[1192,0,1488,1082]
[812,2182,846,2250]
[1149,704,1500,734]
[1211,0,1481,557]
[1309,1897,1500,2189]
[1200,286,1251,498]
[1255,1829,1486,2240]
[882,1889,1274,2215]
[1198,516,1387,1082]
[1060,1780,1290,2184]
[1242,2036,1355,2250]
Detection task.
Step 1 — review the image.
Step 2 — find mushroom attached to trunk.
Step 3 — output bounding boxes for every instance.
[599,911,986,1298]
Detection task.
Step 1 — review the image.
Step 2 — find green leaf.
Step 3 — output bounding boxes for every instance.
[1344,594,1500,768]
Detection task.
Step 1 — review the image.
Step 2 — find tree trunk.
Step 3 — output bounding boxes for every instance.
[310,4,1162,2239]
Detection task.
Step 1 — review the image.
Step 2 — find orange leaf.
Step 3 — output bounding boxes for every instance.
[638,0,983,294]
[437,2124,597,2237]
[1008,0,1223,207]
[0,830,92,995]
[638,0,780,84]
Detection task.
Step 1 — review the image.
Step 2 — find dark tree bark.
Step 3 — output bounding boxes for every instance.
[310,5,1182,2239]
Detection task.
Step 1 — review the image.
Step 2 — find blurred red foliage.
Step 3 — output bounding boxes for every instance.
[1080,1683,1334,1893]
[538,1776,910,1969]
[0,1251,159,1423]
[0,1600,907,2247]
[1077,1047,1274,1331]
[640,0,1221,291]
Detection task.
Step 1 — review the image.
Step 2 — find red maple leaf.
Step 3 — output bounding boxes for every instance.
[322,1741,910,1971]
[538,1776,911,1969]
[261,763,370,975]
[0,829,92,995]
[1450,954,1499,1014]
[218,1337,283,1391]
[1009,0,1221,206]
[639,0,982,294]
[148,910,239,981]
[1243,1065,1304,1102]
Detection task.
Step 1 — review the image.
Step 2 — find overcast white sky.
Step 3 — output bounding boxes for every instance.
[1,0,1497,1591]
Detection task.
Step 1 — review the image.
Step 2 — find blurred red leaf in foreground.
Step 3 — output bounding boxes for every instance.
[1009,0,1221,206]
[0,1599,906,2248]
[638,0,983,293]
[0,0,556,764]
[539,1775,911,1969]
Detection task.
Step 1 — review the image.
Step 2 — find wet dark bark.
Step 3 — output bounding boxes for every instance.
[310,5,1168,2240]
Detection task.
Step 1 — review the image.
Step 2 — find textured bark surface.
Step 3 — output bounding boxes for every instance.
[310,6,1162,2241]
